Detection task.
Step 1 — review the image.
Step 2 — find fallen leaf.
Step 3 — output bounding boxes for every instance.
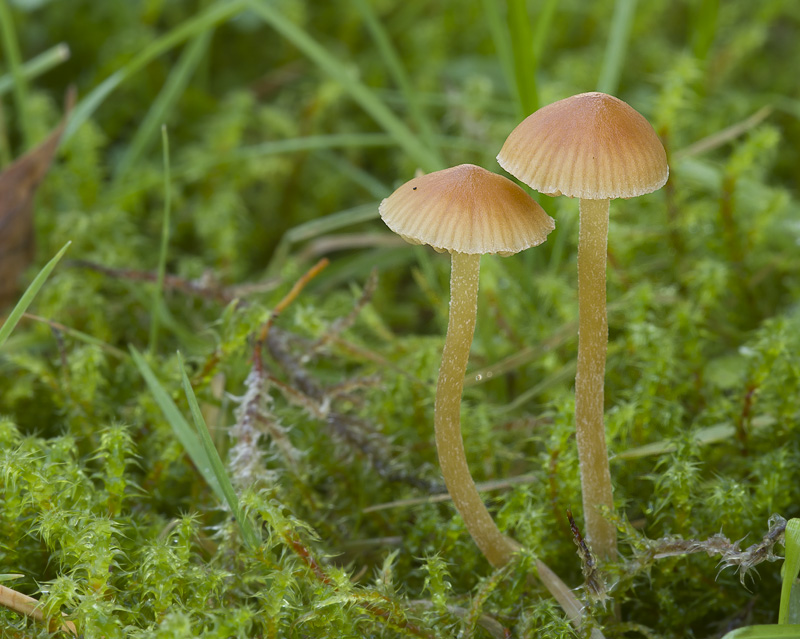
[0,88,75,308]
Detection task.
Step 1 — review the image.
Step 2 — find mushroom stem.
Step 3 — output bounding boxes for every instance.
[576,197,616,560]
[435,251,518,568]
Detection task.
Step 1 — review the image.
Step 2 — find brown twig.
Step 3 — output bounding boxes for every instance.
[0,584,77,635]
[69,259,280,305]
[254,258,329,373]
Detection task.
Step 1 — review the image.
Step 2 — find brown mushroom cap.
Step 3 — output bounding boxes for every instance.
[379,164,554,256]
[497,92,668,200]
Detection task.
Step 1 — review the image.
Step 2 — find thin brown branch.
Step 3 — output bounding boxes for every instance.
[0,584,77,635]
[68,259,280,305]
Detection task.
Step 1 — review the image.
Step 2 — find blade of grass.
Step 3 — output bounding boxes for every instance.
[352,0,442,166]
[532,0,559,63]
[779,519,800,624]
[0,43,70,97]
[149,125,172,354]
[267,203,379,275]
[507,0,538,116]
[62,0,247,144]
[177,352,259,549]
[114,31,211,180]
[248,0,441,173]
[596,0,637,95]
[317,150,388,199]
[130,345,224,502]
[116,133,485,203]
[0,0,32,148]
[481,0,517,110]
[0,241,71,349]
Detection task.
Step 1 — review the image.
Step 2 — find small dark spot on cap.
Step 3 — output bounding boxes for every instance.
[412,186,417,190]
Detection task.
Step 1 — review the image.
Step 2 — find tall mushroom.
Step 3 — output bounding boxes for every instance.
[497,92,668,560]
[380,164,554,567]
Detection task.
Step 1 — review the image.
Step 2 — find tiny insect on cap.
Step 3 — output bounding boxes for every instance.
[379,164,555,256]
[497,92,669,200]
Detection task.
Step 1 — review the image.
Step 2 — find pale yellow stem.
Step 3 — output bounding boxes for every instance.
[576,198,616,560]
[435,251,518,568]
[434,251,608,636]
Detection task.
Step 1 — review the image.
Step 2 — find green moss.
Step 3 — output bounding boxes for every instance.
[0,0,799,636]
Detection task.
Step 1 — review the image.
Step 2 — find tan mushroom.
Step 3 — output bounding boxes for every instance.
[497,92,668,560]
[380,163,554,567]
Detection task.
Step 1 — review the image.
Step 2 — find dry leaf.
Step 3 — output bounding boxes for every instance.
[0,88,75,308]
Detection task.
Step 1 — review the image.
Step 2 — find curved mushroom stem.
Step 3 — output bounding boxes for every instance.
[435,251,519,568]
[576,198,616,560]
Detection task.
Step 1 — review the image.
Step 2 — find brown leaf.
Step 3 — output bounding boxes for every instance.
[0,88,75,308]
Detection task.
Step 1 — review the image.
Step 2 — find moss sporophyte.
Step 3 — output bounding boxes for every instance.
[498,92,669,561]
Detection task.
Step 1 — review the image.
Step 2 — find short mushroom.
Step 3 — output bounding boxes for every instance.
[380,163,554,567]
[497,92,668,560]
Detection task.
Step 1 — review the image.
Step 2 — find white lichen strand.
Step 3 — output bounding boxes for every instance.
[435,251,519,568]
[229,366,298,487]
[575,198,617,560]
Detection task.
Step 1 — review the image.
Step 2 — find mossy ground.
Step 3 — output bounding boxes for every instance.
[1,1,799,637]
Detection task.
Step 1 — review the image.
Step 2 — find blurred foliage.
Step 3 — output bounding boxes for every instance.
[0,0,799,637]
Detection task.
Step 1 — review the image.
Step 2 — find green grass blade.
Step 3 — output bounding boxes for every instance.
[177,352,260,549]
[0,241,71,349]
[114,31,211,180]
[129,346,224,503]
[532,0,559,63]
[720,625,800,639]
[691,0,719,61]
[507,0,538,116]
[779,519,800,624]
[317,150,388,199]
[266,203,379,275]
[597,0,637,95]
[19,313,128,360]
[62,0,247,144]
[0,42,70,97]
[0,0,32,147]
[248,0,441,173]
[481,0,517,112]
[352,0,442,166]
[149,125,172,354]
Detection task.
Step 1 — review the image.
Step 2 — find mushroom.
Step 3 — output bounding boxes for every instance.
[497,92,668,560]
[380,163,554,567]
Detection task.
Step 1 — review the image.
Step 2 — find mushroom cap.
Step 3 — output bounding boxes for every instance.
[497,92,669,200]
[379,164,554,256]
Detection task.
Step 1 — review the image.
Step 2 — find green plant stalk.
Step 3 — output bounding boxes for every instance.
[435,251,518,568]
[597,0,637,95]
[0,42,70,97]
[691,0,719,62]
[0,242,71,349]
[575,198,616,560]
[507,0,538,116]
[0,0,32,148]
[149,125,172,354]
[532,0,559,63]
[480,0,516,111]
[779,519,800,624]
[178,352,259,549]
[115,31,210,181]
[131,346,224,502]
